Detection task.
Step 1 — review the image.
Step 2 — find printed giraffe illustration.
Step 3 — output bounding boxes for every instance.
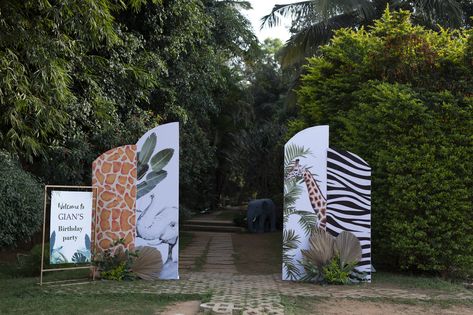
[92,145,137,254]
[287,159,327,230]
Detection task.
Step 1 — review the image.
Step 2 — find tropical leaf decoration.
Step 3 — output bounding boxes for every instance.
[137,133,157,180]
[85,233,91,251]
[284,178,303,212]
[72,251,88,263]
[299,258,320,282]
[50,230,56,256]
[301,227,334,271]
[131,246,163,280]
[295,210,317,236]
[282,229,301,279]
[334,231,362,267]
[284,144,310,177]
[137,170,167,199]
[150,149,174,172]
[136,131,174,199]
[50,247,68,264]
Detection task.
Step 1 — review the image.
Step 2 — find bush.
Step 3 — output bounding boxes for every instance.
[16,244,49,277]
[0,151,44,248]
[292,9,473,275]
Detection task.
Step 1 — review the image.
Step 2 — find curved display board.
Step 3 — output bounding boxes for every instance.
[283,126,372,283]
[135,122,179,279]
[283,126,329,280]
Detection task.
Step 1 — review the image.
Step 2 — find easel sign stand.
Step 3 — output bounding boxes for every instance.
[40,185,97,285]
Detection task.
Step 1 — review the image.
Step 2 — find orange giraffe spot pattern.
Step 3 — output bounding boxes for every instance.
[92,145,137,255]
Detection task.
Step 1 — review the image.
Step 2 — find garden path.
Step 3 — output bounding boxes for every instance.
[175,230,473,314]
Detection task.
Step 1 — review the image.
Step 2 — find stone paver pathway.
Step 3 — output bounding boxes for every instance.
[43,230,473,314]
[44,272,473,315]
[202,233,236,274]
[179,232,236,274]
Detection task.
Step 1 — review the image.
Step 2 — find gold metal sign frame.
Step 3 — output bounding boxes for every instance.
[40,185,98,286]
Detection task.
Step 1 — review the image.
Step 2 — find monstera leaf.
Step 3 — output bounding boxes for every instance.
[150,149,174,172]
[137,170,167,199]
[137,133,157,180]
[72,251,87,263]
[335,231,362,267]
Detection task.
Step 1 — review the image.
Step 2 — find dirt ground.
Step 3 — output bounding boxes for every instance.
[287,298,473,315]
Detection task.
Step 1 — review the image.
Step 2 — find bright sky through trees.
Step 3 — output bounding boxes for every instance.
[245,0,300,42]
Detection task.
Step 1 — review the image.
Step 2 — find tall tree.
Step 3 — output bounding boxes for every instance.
[262,0,469,67]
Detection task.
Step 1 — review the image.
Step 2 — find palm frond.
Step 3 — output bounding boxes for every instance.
[261,1,315,29]
[410,0,463,28]
[279,12,359,67]
[261,0,375,29]
[283,206,297,223]
[298,259,320,282]
[283,229,301,251]
[215,0,252,10]
[335,231,362,267]
[284,143,311,170]
[295,210,318,236]
[284,178,303,210]
[283,260,303,280]
[301,227,335,269]
[283,229,302,280]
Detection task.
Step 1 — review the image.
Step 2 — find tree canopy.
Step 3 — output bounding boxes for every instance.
[290,9,473,275]
[262,0,472,67]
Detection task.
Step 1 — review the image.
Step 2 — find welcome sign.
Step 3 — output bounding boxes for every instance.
[49,190,93,264]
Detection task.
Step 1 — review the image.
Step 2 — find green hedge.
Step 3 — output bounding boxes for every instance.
[292,9,473,275]
[0,151,44,248]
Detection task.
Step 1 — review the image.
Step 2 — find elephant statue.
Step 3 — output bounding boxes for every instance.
[247,199,276,233]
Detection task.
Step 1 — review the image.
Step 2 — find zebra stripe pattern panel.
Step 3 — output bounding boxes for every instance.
[326,148,372,282]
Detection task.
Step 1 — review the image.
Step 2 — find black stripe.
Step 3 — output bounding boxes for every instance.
[328,148,370,168]
[327,162,371,180]
[327,214,371,228]
[328,199,370,210]
[328,151,369,172]
[327,173,371,191]
[327,194,371,206]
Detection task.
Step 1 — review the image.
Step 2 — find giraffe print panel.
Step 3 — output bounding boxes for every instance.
[92,145,137,255]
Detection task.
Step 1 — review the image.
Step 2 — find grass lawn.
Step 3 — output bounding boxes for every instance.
[372,271,469,292]
[281,272,473,314]
[0,261,208,315]
[281,295,473,315]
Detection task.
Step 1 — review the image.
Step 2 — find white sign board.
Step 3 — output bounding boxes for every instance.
[49,191,93,264]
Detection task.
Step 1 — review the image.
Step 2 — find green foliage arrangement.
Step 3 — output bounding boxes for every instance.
[93,239,137,281]
[291,9,473,276]
[300,228,362,284]
[0,151,43,248]
[323,255,357,285]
